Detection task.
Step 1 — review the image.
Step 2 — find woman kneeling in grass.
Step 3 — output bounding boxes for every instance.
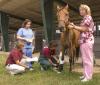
[39,41,61,73]
[5,42,34,75]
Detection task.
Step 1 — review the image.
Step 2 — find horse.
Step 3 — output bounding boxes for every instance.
[57,5,80,72]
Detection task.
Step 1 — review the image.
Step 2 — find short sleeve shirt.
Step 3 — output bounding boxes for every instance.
[79,15,94,44]
[5,48,23,65]
[17,28,35,48]
[42,47,50,58]
[42,47,56,59]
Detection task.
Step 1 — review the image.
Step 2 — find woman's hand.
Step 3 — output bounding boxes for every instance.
[25,66,30,69]
[25,38,33,43]
[57,60,60,64]
[68,23,75,29]
[53,64,57,67]
[70,23,75,26]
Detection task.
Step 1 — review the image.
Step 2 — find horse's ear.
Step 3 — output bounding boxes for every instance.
[65,4,69,9]
[57,5,60,10]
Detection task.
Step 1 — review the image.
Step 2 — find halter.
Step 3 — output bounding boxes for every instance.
[57,7,70,27]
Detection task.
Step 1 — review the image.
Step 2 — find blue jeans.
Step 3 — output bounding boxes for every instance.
[38,55,51,70]
[23,48,33,68]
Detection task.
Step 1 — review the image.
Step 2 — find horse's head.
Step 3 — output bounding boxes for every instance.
[57,5,69,31]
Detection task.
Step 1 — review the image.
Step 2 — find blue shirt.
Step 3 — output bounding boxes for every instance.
[17,28,35,48]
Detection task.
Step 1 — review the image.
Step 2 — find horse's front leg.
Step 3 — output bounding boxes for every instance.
[61,46,65,61]
[59,46,65,72]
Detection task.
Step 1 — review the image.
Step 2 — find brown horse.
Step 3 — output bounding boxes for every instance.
[57,5,80,71]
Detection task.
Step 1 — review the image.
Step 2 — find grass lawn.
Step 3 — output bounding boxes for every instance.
[0,54,100,85]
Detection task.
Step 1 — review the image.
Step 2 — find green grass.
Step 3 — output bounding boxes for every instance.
[0,54,100,85]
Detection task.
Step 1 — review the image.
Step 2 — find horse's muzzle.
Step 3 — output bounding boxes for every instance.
[58,27,65,32]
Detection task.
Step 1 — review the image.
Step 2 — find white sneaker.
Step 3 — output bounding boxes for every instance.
[57,71,61,74]
[81,78,90,82]
[80,76,85,80]
[53,68,61,74]
[29,68,34,71]
[41,67,44,71]
[9,71,15,75]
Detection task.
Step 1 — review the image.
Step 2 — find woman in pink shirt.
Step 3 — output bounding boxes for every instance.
[69,4,94,82]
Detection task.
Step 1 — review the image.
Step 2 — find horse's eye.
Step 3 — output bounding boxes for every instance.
[66,14,69,16]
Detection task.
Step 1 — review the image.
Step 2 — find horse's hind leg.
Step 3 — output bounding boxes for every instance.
[72,50,76,71]
[76,46,80,59]
[69,57,72,72]
[69,55,74,72]
[71,47,79,71]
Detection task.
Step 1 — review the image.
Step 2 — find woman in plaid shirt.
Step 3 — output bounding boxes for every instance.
[69,4,94,82]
